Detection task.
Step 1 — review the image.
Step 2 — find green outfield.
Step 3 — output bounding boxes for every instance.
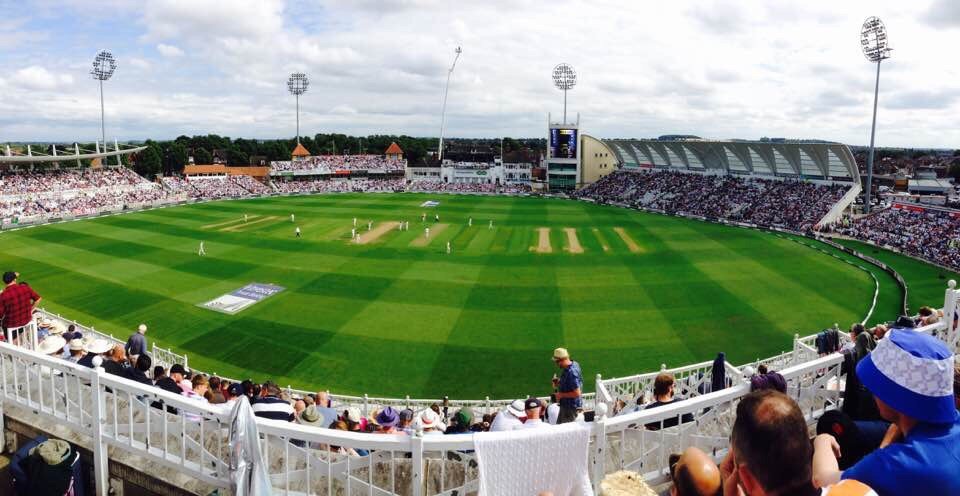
[0,194,931,399]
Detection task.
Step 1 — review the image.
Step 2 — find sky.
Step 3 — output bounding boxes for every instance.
[0,0,959,148]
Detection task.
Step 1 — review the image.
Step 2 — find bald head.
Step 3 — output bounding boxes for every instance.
[672,447,721,496]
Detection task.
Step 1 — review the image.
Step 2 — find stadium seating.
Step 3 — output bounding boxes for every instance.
[829,206,960,271]
[573,169,848,232]
[270,154,406,173]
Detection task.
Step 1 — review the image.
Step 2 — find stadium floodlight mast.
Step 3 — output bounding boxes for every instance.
[90,50,117,150]
[552,63,577,124]
[437,46,462,163]
[287,72,309,144]
[860,16,891,214]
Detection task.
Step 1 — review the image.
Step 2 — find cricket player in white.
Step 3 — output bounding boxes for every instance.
[421,212,426,222]
[244,214,248,223]
[446,241,451,254]
[290,214,295,223]
[425,227,430,238]
[198,241,206,256]
[351,228,356,239]
[295,226,301,238]
[489,220,494,230]
[367,221,372,231]
[353,217,357,227]
[435,214,440,222]
[468,217,472,227]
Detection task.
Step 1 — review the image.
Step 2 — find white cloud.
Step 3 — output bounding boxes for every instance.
[2,0,960,148]
[156,43,184,57]
[10,66,73,90]
[129,57,151,70]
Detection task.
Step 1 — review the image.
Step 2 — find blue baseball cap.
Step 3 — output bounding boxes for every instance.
[857,330,957,424]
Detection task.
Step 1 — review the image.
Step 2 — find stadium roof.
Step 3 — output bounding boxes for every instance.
[384,142,403,155]
[291,143,310,157]
[603,139,860,182]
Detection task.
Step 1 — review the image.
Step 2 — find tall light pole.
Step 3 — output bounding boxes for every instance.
[552,63,577,124]
[287,73,309,144]
[90,50,117,150]
[437,46,461,163]
[860,17,891,214]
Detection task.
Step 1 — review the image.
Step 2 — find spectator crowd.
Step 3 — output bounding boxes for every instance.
[828,206,960,271]
[271,155,405,173]
[573,169,848,232]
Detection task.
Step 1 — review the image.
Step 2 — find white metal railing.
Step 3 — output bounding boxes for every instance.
[2,284,957,495]
[590,353,845,489]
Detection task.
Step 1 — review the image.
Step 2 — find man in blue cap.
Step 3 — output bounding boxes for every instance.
[812,330,960,495]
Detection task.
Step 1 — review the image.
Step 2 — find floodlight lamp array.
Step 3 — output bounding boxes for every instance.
[287,73,309,95]
[90,50,117,81]
[552,63,577,91]
[860,16,891,63]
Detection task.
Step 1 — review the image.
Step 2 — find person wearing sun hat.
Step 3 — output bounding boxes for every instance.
[813,330,960,495]
[490,399,526,432]
[373,406,400,434]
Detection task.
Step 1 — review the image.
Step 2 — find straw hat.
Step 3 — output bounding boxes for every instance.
[84,338,112,355]
[38,335,66,355]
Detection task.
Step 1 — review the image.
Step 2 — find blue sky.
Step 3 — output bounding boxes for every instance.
[1,0,959,148]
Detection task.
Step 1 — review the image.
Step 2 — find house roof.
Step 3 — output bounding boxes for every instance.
[291,143,310,157]
[384,142,403,155]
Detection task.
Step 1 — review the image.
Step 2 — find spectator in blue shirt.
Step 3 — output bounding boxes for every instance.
[551,347,582,424]
[813,330,960,495]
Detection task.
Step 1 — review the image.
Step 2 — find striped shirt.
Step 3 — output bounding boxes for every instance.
[252,396,295,422]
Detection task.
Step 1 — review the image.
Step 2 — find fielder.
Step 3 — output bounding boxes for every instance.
[244,214,248,223]
[446,241,451,254]
[353,217,357,227]
[421,212,426,222]
[435,214,440,222]
[489,220,494,230]
[468,217,472,227]
[425,227,430,238]
[198,241,206,256]
[351,228,356,239]
[368,221,373,231]
[295,226,301,238]
[290,214,295,223]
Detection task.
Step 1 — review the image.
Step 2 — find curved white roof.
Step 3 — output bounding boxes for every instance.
[604,139,860,183]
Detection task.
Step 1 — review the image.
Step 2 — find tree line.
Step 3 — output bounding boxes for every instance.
[130,134,546,177]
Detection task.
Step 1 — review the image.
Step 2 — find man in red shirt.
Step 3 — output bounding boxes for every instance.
[0,272,42,343]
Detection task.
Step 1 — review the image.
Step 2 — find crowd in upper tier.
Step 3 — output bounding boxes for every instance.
[271,155,406,173]
[572,169,849,232]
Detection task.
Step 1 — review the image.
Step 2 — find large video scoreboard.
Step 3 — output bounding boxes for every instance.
[550,128,578,159]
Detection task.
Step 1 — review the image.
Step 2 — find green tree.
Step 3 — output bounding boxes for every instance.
[134,145,162,177]
[948,163,960,181]
[167,143,189,173]
[227,149,249,166]
[193,147,212,165]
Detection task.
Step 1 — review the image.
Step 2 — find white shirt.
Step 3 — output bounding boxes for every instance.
[489,410,523,432]
[518,419,548,429]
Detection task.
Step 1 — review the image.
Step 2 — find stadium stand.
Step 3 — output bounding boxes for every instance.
[572,169,848,232]
[270,154,406,174]
[828,205,960,272]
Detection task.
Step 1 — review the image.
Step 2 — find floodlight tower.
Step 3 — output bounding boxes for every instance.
[90,50,117,150]
[552,63,577,124]
[287,73,309,144]
[437,46,461,162]
[860,17,891,214]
